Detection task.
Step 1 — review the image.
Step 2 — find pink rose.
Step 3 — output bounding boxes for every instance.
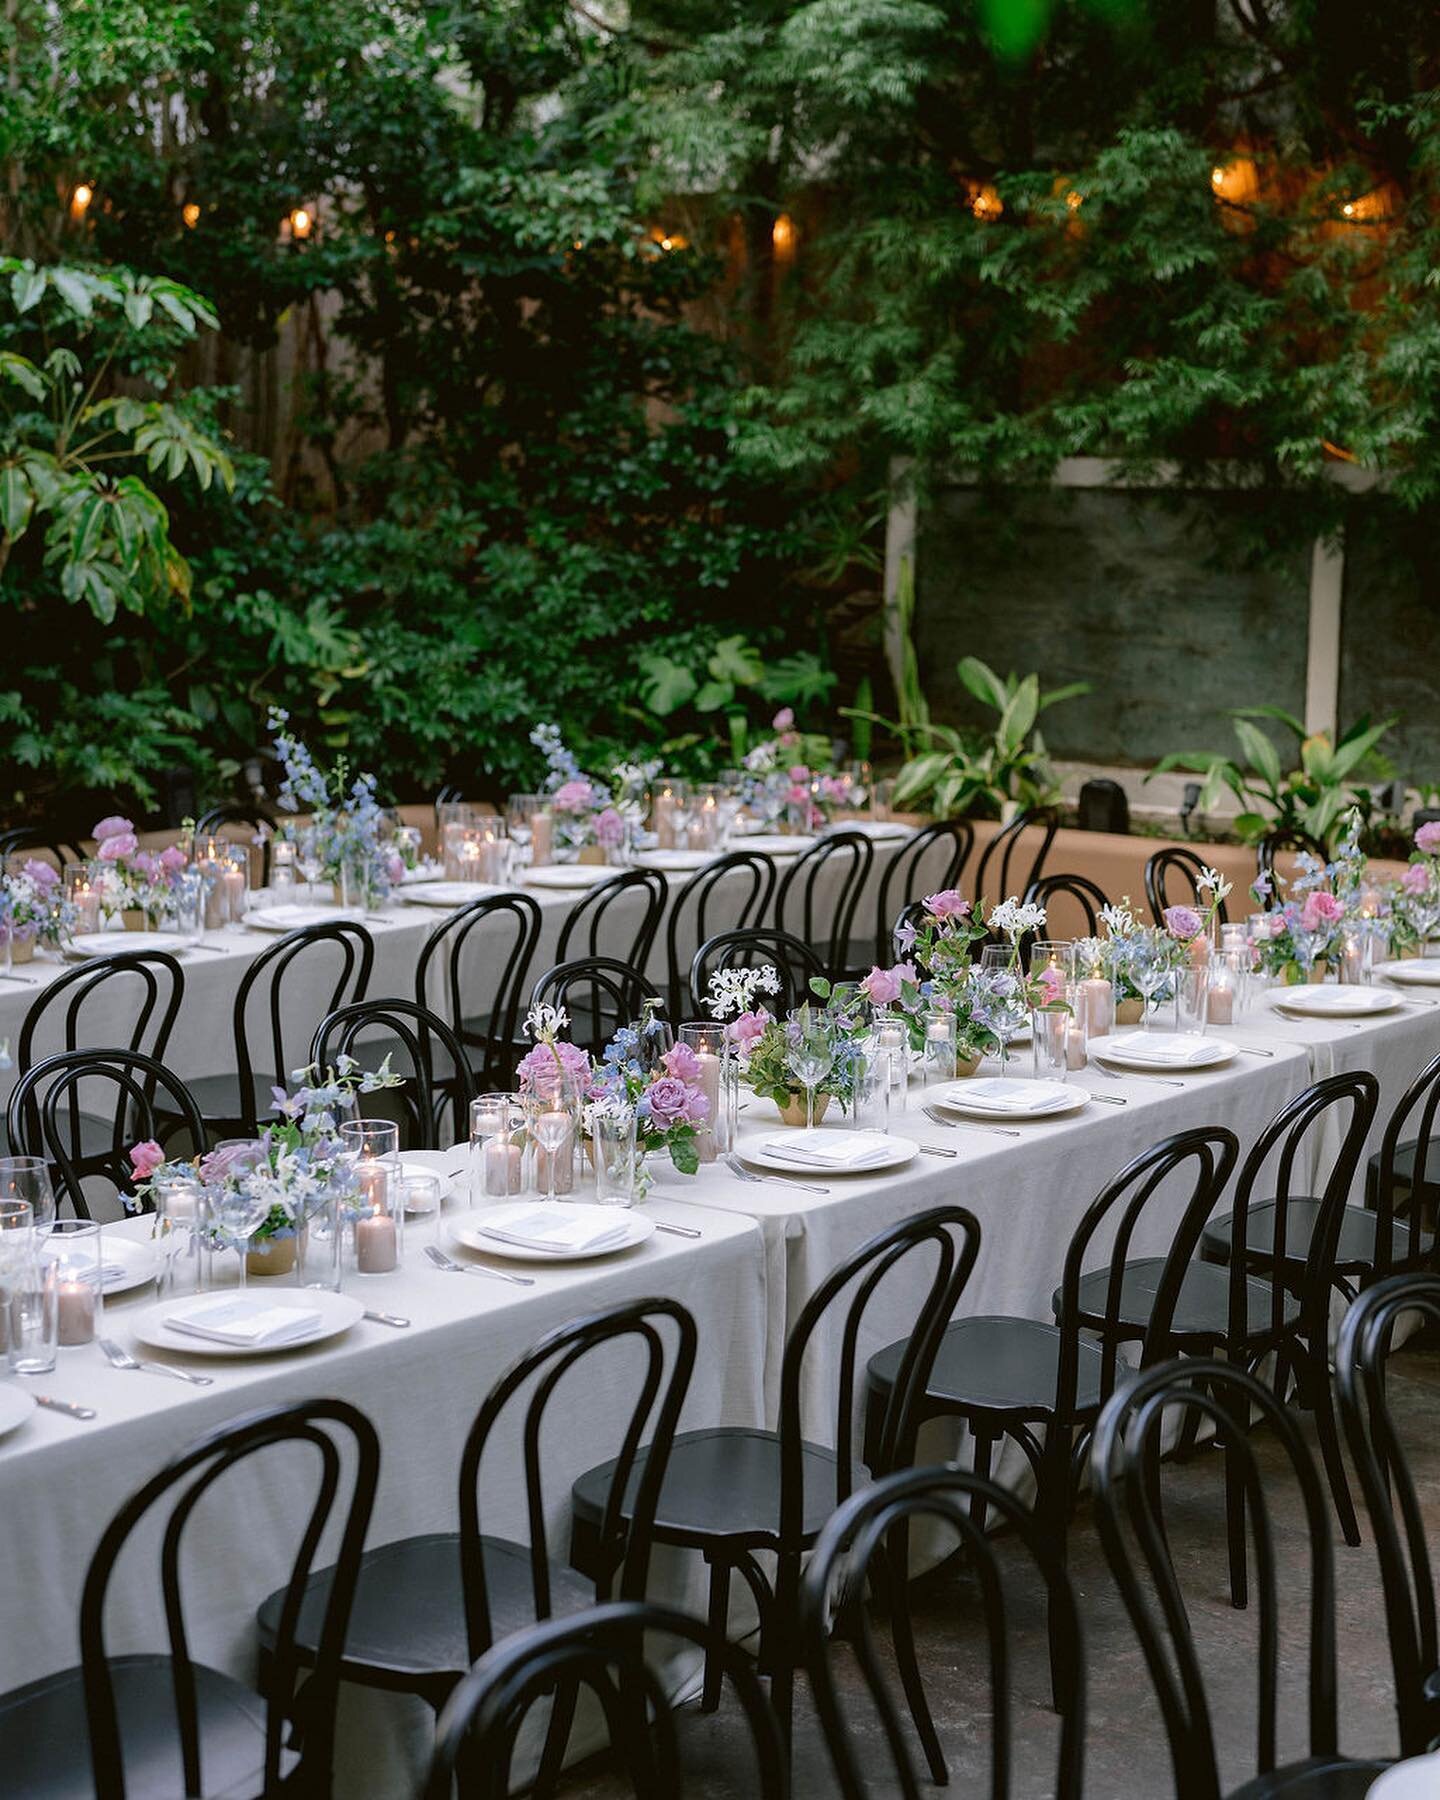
[594,807,625,848]
[1164,904,1204,943]
[93,815,134,842]
[1300,891,1345,932]
[22,858,58,888]
[787,765,811,784]
[516,1041,590,1092]
[1270,914,1289,939]
[97,832,138,861]
[385,851,405,885]
[131,850,160,880]
[552,779,593,811]
[1036,965,1066,1005]
[726,1009,769,1059]
[772,708,795,732]
[1416,822,1440,855]
[128,1139,165,1180]
[860,962,916,1007]
[159,844,188,874]
[1403,864,1430,895]
[924,889,969,921]
[662,1042,702,1083]
[645,1074,694,1128]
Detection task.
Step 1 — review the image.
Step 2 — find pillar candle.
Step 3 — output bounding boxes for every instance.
[694,1050,721,1163]
[654,792,676,850]
[74,884,100,934]
[479,834,507,884]
[355,1207,397,1274]
[57,1278,96,1346]
[1206,988,1234,1025]
[1080,977,1112,1037]
[200,848,226,930]
[222,865,246,924]
[1064,1024,1088,1070]
[531,810,553,867]
[485,1138,524,1196]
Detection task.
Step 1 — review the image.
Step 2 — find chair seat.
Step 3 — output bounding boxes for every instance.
[868,1315,1106,1420]
[256,1532,591,1692]
[1202,1198,1428,1274]
[179,1071,281,1131]
[1367,1137,1440,1202]
[1055,1258,1300,1346]
[0,1653,293,1800]
[571,1427,858,1557]
[1228,1754,1389,1798]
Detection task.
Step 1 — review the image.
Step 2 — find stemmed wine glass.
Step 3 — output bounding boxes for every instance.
[506,795,540,868]
[785,1010,834,1131]
[1125,929,1176,1031]
[0,1156,54,1241]
[296,826,325,909]
[977,946,1030,1070]
[525,1074,576,1203]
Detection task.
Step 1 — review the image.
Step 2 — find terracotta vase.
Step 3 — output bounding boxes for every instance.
[953,1052,983,1079]
[121,908,146,932]
[577,845,606,866]
[246,1234,298,1278]
[1114,998,1144,1025]
[10,937,34,965]
[775,1093,831,1127]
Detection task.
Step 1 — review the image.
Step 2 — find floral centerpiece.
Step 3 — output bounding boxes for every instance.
[531,723,628,862]
[88,815,189,926]
[270,709,403,908]
[1390,820,1440,956]
[1,859,75,960]
[1160,865,1233,957]
[129,1055,403,1272]
[740,708,847,831]
[1249,817,1370,983]
[588,1023,710,1189]
[1074,898,1181,1020]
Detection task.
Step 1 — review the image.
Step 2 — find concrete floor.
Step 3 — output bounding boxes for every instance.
[554,1342,1440,1797]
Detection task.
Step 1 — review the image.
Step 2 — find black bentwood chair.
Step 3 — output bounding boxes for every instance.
[415,892,542,1089]
[664,850,777,1022]
[1023,870,1113,937]
[801,1465,1085,1798]
[554,868,667,973]
[1357,1050,1440,1281]
[258,1300,696,1793]
[193,805,277,885]
[864,1127,1238,1668]
[1145,845,1231,929]
[773,829,874,983]
[869,819,974,967]
[1093,1359,1389,1800]
[310,998,475,1149]
[0,826,86,872]
[530,957,664,1056]
[426,1600,788,1800]
[1256,826,1329,882]
[570,1207,982,1747]
[689,927,826,1018]
[6,1049,207,1218]
[184,920,374,1136]
[1337,1272,1440,1757]
[0,1399,379,1800]
[972,807,1060,912]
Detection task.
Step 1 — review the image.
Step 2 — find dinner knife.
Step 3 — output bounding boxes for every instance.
[35,1395,96,1421]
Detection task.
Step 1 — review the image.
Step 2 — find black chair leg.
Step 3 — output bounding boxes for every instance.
[969,1426,994,1535]
[532,1677,580,1799]
[1211,1374,1249,1610]
[701,1559,731,1713]
[1308,1346,1362,1547]
[1040,1422,1073,1711]
[884,1525,948,1785]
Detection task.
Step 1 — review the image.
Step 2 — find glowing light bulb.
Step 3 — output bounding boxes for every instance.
[182,202,200,228]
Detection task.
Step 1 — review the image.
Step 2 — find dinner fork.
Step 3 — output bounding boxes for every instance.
[1091,1065,1186,1089]
[99,1336,214,1386]
[920,1104,1021,1140]
[424,1243,535,1288]
[722,1152,829,1195]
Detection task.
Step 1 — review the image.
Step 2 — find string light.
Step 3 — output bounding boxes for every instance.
[772,212,796,255]
[289,206,313,240]
[968,182,1004,222]
[182,202,201,229]
[69,183,94,221]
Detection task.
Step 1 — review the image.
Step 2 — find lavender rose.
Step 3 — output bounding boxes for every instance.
[1164,904,1204,943]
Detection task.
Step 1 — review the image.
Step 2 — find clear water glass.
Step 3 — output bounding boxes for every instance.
[471,1093,523,1199]
[1031,1006,1070,1081]
[921,1008,956,1083]
[0,1156,54,1240]
[153,1172,208,1299]
[978,946,1029,1069]
[593,1106,638,1206]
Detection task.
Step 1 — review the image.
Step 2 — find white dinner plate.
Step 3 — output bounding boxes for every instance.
[523,864,617,890]
[244,905,364,933]
[932,1078,1088,1120]
[449,1203,656,1262]
[67,930,187,958]
[635,849,719,872]
[399,861,445,884]
[1270,986,1402,1019]
[42,1231,159,1296]
[1093,1032,1238,1072]
[1376,960,1440,988]
[745,1129,919,1174]
[733,835,815,857]
[0,1386,36,1439]
[135,1290,365,1357]
[401,881,502,908]
[1366,1752,1440,1798]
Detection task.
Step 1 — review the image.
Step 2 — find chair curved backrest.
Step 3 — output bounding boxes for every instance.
[310,998,475,1149]
[1366,1049,1440,1278]
[1144,847,1230,929]
[6,1048,207,1218]
[458,1299,697,1662]
[16,950,184,1078]
[690,927,826,1018]
[1256,827,1328,881]
[428,1599,785,1800]
[192,807,275,885]
[1055,1127,1240,1417]
[1226,1072,1378,1346]
[1023,871,1112,937]
[871,821,974,966]
[972,808,1060,911]
[529,957,663,1055]
[774,830,874,981]
[1094,1357,1342,1798]
[778,1206,982,1543]
[79,1398,378,1800]
[1337,1271,1440,1755]
[0,827,86,872]
[414,893,542,1089]
[802,1464,1084,1799]
[229,921,374,1131]
[663,851,776,1022]
[554,869,667,974]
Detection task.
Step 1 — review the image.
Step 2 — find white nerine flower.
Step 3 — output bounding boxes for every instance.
[1197,866,1232,904]
[988,896,1047,939]
[524,1001,570,1043]
[1099,900,1138,937]
[703,964,781,1019]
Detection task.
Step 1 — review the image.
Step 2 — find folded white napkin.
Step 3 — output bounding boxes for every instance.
[480,1210,630,1254]
[164,1296,323,1346]
[761,1130,894,1169]
[1108,1032,1221,1064]
[962,1079,1071,1113]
